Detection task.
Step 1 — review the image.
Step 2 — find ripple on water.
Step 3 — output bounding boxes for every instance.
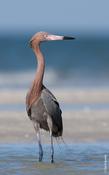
[0,143,109,175]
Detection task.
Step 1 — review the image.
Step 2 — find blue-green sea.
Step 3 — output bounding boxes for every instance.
[0,33,109,89]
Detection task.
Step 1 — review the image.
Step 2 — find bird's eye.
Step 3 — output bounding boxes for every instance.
[44,33,48,38]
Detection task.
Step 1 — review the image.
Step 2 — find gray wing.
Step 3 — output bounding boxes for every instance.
[41,87,63,134]
[26,91,32,118]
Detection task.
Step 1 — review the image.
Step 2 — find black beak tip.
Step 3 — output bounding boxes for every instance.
[63,36,75,40]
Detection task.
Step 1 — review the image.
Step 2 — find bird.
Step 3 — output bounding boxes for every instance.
[26,31,75,163]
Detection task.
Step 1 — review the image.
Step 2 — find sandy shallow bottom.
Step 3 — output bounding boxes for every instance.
[0,87,109,143]
[0,110,109,143]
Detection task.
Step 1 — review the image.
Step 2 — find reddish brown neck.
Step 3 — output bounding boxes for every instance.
[27,44,45,107]
[33,45,45,86]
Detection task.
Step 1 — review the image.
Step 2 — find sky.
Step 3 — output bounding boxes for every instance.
[0,0,109,34]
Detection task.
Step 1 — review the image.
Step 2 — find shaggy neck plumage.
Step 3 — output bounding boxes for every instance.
[28,44,45,107]
[34,45,45,86]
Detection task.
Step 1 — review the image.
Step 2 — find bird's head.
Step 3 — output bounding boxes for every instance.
[29,31,75,48]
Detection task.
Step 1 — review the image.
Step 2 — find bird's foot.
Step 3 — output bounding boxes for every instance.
[39,155,43,162]
[39,152,43,162]
[51,155,54,163]
[39,157,43,162]
[51,159,54,163]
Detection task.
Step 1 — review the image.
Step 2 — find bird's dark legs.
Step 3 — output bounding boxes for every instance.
[37,132,43,161]
[50,131,54,163]
[33,122,43,162]
[47,116,54,163]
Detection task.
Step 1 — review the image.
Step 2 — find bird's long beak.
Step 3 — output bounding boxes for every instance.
[46,34,75,41]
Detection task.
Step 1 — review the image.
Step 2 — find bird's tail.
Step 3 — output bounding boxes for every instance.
[60,136,69,149]
[55,136,68,150]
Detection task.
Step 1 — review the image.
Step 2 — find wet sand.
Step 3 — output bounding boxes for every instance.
[0,88,109,143]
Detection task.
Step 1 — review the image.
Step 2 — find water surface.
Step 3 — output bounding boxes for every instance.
[0,143,109,175]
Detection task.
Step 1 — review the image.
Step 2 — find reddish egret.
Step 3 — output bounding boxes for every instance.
[26,32,75,163]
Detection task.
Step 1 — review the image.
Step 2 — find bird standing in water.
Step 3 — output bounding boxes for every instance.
[26,32,75,163]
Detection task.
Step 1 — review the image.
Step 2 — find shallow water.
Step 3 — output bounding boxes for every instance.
[0,143,109,175]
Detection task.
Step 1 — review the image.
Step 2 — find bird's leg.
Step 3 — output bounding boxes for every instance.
[50,131,54,163]
[33,122,43,162]
[47,116,54,163]
[37,131,43,162]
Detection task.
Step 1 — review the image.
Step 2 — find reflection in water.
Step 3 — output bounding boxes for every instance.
[0,143,109,175]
